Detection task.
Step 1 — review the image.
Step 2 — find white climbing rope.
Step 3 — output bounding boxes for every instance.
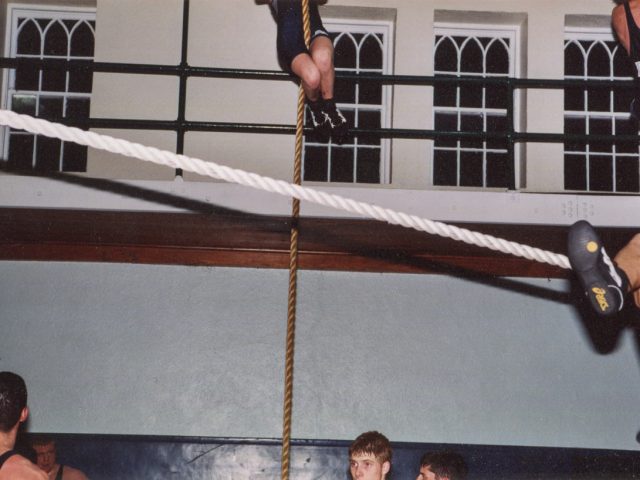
[0,109,571,270]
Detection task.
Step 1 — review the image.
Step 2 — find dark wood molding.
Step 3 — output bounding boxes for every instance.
[0,207,635,278]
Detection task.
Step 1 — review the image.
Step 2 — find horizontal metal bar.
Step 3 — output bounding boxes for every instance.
[88,118,183,130]
[80,118,640,143]
[0,57,635,88]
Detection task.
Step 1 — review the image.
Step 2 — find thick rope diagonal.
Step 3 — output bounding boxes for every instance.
[280,0,311,478]
[0,109,572,270]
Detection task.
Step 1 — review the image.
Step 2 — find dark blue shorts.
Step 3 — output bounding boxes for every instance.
[273,0,330,70]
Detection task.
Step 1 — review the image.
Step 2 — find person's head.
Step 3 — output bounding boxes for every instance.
[349,431,392,480]
[0,371,28,434]
[417,451,468,480]
[31,435,57,473]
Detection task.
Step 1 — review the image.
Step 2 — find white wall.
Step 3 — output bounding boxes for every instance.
[2,260,639,450]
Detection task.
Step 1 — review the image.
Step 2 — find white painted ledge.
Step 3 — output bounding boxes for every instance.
[0,174,637,227]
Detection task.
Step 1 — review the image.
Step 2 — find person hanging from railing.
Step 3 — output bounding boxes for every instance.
[268,0,349,144]
[611,0,640,122]
[567,221,640,318]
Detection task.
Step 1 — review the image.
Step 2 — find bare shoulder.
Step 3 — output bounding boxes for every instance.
[612,3,625,22]
[0,454,47,480]
[612,3,630,44]
[63,465,89,480]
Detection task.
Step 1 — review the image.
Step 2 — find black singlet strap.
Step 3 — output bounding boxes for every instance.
[624,2,640,63]
[0,449,17,469]
[55,464,64,480]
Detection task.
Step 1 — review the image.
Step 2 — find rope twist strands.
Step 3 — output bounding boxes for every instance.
[281,1,311,479]
[0,109,572,270]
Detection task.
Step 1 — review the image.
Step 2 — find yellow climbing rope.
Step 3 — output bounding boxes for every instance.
[281,1,311,479]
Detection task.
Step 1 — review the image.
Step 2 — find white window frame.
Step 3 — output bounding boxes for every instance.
[1,3,96,167]
[563,26,636,193]
[306,16,394,184]
[433,22,523,190]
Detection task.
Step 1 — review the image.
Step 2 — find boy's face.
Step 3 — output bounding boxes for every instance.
[349,452,390,480]
[416,465,439,480]
[33,442,56,473]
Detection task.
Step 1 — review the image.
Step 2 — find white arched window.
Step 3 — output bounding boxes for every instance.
[303,17,394,184]
[433,24,519,189]
[564,28,638,193]
[2,5,96,172]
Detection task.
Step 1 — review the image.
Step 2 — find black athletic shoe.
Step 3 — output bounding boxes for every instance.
[567,220,628,317]
[307,101,331,142]
[322,100,349,144]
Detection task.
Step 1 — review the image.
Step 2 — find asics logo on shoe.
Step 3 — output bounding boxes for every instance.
[591,287,610,312]
[308,109,328,127]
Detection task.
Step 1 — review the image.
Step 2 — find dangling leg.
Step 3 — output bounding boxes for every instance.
[567,220,630,317]
[276,0,330,140]
[290,52,330,141]
[310,35,349,144]
[309,35,335,101]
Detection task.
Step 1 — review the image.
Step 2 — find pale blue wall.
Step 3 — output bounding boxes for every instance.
[1,260,639,450]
